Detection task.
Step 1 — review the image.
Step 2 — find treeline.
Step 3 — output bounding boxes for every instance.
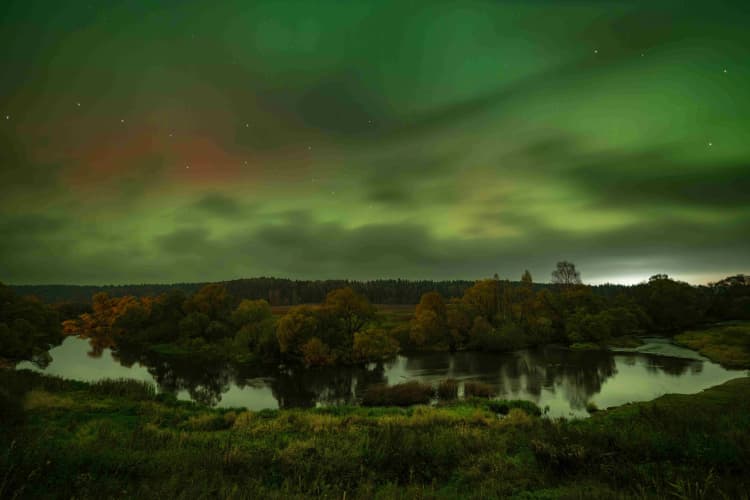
[11,277,626,306]
[52,264,749,368]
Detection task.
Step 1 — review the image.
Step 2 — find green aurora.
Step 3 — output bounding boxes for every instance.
[1,0,748,285]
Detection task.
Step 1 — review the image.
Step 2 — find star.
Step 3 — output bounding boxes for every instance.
[186,165,190,169]
[594,49,598,54]
[245,123,249,128]
[708,142,713,147]
[723,69,728,74]
[120,119,125,123]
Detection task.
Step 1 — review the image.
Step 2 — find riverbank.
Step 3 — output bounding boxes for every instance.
[675,321,750,369]
[2,369,749,499]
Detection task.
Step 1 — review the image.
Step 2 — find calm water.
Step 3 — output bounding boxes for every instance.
[19,336,747,418]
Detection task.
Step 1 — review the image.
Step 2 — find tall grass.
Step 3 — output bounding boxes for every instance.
[437,379,458,401]
[90,378,157,400]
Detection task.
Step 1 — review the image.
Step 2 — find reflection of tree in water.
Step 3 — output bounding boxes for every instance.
[263,363,387,409]
[77,331,117,359]
[494,347,618,410]
[642,355,700,376]
[111,343,233,406]
[99,338,390,409]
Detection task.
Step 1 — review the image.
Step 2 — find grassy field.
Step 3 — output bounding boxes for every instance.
[675,321,750,369]
[2,370,749,499]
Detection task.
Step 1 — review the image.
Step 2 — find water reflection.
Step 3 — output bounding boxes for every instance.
[18,336,746,418]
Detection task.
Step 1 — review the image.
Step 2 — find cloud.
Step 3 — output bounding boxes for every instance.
[191,193,247,217]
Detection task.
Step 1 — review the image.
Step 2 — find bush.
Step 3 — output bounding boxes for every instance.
[362,381,434,407]
[464,381,494,398]
[437,379,459,401]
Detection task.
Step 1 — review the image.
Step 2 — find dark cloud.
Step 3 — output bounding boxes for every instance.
[191,194,247,217]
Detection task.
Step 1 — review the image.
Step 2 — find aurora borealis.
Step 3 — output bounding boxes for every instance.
[1,0,748,285]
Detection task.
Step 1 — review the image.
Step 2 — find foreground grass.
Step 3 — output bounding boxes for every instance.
[675,321,750,368]
[1,371,749,499]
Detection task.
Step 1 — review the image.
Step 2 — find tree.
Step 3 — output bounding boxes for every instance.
[0,284,62,366]
[634,275,707,331]
[552,261,582,286]
[410,292,449,349]
[300,337,335,367]
[276,305,320,359]
[521,270,533,287]
[323,287,375,338]
[352,328,399,362]
[231,299,278,362]
[462,280,499,322]
[183,284,233,320]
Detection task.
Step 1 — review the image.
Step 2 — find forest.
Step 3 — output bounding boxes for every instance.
[2,263,749,369]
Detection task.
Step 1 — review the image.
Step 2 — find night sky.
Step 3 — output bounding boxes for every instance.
[1,0,748,285]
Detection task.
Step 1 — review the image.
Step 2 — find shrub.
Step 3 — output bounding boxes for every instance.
[437,379,459,401]
[464,381,495,398]
[362,381,433,406]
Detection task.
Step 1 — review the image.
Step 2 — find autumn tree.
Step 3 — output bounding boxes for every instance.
[323,287,375,339]
[352,327,400,362]
[551,261,582,286]
[410,292,449,349]
[183,284,233,320]
[276,305,321,359]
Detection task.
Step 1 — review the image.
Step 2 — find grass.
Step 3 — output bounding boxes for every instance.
[675,321,750,368]
[2,369,750,499]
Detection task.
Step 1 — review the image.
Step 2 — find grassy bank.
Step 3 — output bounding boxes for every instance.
[2,371,749,498]
[675,321,750,369]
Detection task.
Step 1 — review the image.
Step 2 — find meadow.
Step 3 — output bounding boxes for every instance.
[675,321,750,368]
[2,369,749,499]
